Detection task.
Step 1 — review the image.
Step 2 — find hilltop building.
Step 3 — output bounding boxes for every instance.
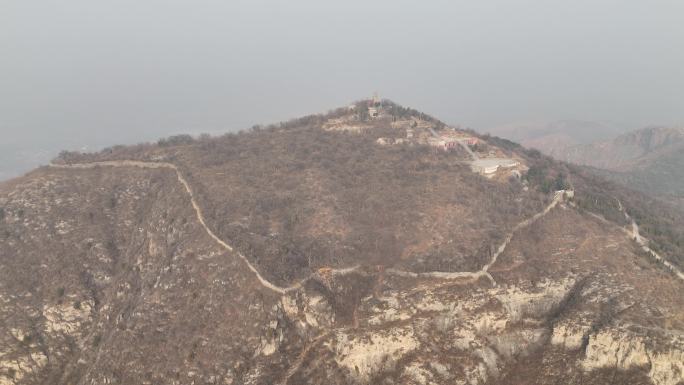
[462,137,479,146]
[367,93,381,118]
[368,106,379,118]
[471,158,520,175]
[428,137,459,151]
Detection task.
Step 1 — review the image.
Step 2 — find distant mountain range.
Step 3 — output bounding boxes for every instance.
[579,127,684,202]
[552,126,684,170]
[490,121,684,204]
[487,120,627,156]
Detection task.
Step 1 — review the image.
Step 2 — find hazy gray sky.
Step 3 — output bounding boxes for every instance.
[1,0,683,177]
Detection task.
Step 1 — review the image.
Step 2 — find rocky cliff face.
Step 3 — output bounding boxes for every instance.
[1,106,683,384]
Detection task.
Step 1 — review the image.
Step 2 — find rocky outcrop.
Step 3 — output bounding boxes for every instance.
[331,326,420,383]
[494,278,575,323]
[551,321,590,350]
[581,329,684,385]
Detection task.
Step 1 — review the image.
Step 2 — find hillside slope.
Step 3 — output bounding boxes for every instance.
[1,101,683,385]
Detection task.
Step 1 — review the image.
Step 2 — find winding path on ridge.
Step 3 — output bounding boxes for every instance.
[50,160,301,294]
[47,161,603,385]
[386,191,565,284]
[617,200,684,281]
[46,160,684,385]
[49,160,565,294]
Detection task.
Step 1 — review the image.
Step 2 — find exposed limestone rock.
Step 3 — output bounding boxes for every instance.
[259,292,336,357]
[43,300,92,335]
[472,312,508,335]
[582,330,650,370]
[330,326,419,383]
[649,348,684,385]
[493,278,575,323]
[0,352,47,385]
[366,295,413,326]
[488,328,547,359]
[551,321,590,350]
[400,362,436,385]
[302,294,334,329]
[582,329,684,385]
[9,328,25,342]
[474,347,500,378]
[281,295,299,319]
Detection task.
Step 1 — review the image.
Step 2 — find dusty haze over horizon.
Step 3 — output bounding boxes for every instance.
[1,0,683,179]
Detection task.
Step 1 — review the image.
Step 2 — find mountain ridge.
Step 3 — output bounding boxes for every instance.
[2,100,683,385]
[555,126,684,170]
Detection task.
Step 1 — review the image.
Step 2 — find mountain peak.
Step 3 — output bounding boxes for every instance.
[3,103,684,385]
